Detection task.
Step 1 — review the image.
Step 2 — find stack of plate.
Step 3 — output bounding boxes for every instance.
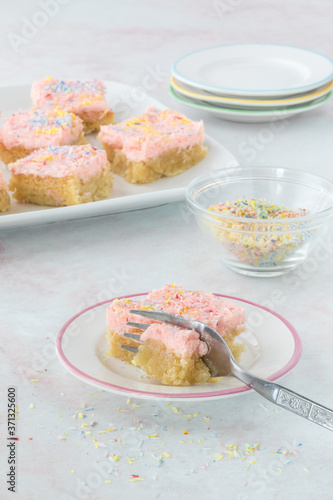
[170,44,333,123]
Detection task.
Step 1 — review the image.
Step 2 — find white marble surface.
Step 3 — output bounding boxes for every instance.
[1,1,333,499]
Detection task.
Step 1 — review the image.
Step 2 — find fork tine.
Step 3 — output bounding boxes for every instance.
[126,321,150,331]
[129,309,197,330]
[120,345,139,353]
[123,332,144,343]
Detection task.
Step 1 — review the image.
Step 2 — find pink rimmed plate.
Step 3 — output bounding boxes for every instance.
[55,293,302,401]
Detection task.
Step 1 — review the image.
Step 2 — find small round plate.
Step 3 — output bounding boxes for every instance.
[170,75,333,108]
[170,85,333,123]
[172,44,333,96]
[56,293,302,401]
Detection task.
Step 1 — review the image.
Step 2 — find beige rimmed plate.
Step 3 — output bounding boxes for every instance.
[170,75,333,108]
[170,85,333,123]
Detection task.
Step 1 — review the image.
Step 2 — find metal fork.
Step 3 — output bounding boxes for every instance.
[121,309,333,431]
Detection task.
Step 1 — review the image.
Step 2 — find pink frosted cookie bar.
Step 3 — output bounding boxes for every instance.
[31,77,114,133]
[106,284,246,386]
[0,171,10,212]
[0,107,86,164]
[98,107,208,183]
[8,144,113,207]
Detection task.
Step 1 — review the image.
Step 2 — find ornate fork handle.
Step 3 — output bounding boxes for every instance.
[129,309,333,431]
[233,364,333,431]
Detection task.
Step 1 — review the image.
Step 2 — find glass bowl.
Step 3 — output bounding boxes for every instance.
[186,166,333,277]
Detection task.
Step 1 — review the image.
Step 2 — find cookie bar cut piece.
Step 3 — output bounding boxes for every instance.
[106,284,246,386]
[0,171,10,212]
[131,322,211,386]
[98,107,207,183]
[0,107,86,165]
[8,145,113,207]
[31,77,114,133]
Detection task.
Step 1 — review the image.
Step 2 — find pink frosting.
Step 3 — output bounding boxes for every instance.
[8,145,107,180]
[145,285,245,333]
[0,171,8,190]
[98,107,205,161]
[141,323,208,357]
[31,78,111,122]
[107,284,245,356]
[0,108,83,150]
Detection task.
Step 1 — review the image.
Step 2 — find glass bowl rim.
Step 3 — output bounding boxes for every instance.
[186,165,333,224]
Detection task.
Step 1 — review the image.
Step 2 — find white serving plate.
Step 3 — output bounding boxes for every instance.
[172,44,333,97]
[56,293,302,402]
[0,81,238,230]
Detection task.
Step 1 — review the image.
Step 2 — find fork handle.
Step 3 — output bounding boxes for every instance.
[233,365,333,431]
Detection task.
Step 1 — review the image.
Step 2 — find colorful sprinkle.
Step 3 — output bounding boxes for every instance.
[209,197,310,267]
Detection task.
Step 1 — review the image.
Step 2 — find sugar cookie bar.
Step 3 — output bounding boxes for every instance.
[0,171,10,212]
[106,284,245,386]
[31,78,114,133]
[98,107,207,183]
[0,107,86,165]
[8,145,113,207]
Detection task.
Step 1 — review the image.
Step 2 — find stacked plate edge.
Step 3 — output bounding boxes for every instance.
[170,44,333,123]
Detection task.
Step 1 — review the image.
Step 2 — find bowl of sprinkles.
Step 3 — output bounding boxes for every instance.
[186,167,333,276]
